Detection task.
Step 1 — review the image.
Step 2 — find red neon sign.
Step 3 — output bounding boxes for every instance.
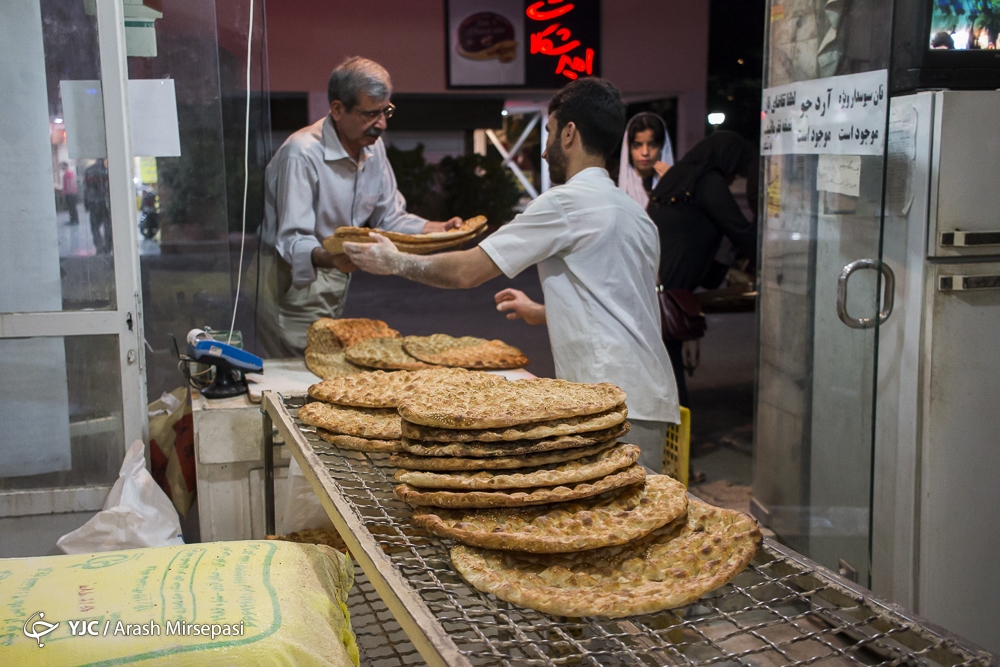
[526,0,596,81]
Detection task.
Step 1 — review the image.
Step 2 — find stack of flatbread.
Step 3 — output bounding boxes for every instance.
[401,334,528,369]
[297,368,504,453]
[322,215,488,255]
[389,377,761,618]
[304,318,400,379]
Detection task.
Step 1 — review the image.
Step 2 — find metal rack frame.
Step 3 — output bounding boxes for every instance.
[261,392,996,667]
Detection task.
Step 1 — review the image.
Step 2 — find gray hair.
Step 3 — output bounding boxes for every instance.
[327,56,391,108]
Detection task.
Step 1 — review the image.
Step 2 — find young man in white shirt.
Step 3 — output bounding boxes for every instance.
[343,78,679,471]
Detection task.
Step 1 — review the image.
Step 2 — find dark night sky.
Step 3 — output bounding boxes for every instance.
[706,0,766,143]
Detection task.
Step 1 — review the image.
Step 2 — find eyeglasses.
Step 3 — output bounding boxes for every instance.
[354,102,395,120]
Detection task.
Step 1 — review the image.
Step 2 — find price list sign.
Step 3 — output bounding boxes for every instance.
[760,70,888,156]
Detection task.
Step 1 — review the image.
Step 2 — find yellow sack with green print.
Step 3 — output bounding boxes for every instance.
[0,540,359,666]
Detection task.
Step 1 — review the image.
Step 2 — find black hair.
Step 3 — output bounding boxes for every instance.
[547,77,626,160]
[931,31,955,49]
[627,113,666,148]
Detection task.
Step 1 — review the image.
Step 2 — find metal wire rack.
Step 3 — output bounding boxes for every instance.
[263,393,996,667]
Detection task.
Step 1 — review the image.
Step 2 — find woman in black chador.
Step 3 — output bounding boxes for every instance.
[646,131,757,405]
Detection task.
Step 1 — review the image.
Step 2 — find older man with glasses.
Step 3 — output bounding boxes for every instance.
[258,56,460,356]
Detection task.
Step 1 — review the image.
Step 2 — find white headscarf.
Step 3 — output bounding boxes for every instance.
[617,113,674,210]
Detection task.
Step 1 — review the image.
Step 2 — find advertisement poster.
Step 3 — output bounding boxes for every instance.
[447,0,601,89]
[447,0,526,87]
[760,70,888,156]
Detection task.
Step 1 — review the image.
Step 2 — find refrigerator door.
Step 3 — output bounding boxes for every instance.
[929,91,1000,258]
[918,261,1000,654]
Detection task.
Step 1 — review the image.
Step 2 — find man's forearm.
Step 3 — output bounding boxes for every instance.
[390,248,499,289]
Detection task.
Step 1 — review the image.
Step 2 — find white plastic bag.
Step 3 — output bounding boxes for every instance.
[57,440,184,553]
[279,456,334,534]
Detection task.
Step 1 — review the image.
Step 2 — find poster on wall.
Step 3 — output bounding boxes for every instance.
[446,0,600,89]
[760,70,888,156]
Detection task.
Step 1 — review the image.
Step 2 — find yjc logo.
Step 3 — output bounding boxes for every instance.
[23,611,60,648]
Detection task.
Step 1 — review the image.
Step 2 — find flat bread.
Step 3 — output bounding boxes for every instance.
[401,405,628,442]
[413,475,688,553]
[297,401,401,440]
[400,422,630,458]
[402,334,528,369]
[394,465,646,508]
[394,444,640,490]
[324,216,487,254]
[398,379,627,429]
[344,337,438,370]
[308,368,502,408]
[305,350,366,379]
[317,429,402,453]
[306,318,343,353]
[451,498,761,618]
[389,439,617,471]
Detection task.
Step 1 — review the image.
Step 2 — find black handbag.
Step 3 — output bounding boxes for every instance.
[657,286,706,342]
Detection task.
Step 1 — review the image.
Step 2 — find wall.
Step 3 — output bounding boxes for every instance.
[255,0,709,155]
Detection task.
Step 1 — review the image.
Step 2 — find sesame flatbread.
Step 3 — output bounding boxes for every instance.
[308,368,502,408]
[414,475,688,553]
[401,405,628,442]
[451,498,761,618]
[402,334,528,369]
[394,465,645,508]
[394,444,640,490]
[307,317,399,351]
[324,216,487,254]
[398,379,626,429]
[316,429,402,453]
[297,401,401,440]
[344,337,438,370]
[390,439,617,471]
[305,350,366,379]
[306,318,343,353]
[400,422,630,458]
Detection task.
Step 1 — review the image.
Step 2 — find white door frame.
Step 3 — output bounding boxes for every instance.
[0,0,147,515]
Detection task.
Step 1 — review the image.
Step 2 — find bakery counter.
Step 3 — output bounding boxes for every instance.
[262,392,995,667]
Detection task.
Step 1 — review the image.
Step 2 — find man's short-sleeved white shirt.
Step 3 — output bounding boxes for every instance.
[479,167,679,423]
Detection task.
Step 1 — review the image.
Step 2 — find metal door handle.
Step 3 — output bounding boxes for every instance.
[836,259,895,329]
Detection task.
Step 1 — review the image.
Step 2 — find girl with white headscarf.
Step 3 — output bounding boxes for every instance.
[617,112,674,210]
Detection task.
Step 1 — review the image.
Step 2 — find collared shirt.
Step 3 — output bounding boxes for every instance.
[262,116,426,287]
[479,167,680,423]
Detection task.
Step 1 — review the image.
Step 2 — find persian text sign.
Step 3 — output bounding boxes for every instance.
[760,70,888,155]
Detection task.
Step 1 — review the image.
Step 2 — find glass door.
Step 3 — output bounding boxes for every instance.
[752,0,895,586]
[0,0,145,556]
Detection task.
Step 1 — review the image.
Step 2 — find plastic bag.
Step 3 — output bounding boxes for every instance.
[279,456,335,534]
[57,440,184,553]
[148,387,196,517]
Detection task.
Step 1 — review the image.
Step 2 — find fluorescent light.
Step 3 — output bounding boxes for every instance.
[501,109,508,116]
[707,112,726,126]
[53,117,63,124]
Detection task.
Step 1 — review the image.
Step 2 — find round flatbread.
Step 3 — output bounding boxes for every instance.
[297,401,400,440]
[317,429,402,453]
[394,444,640,490]
[394,465,646,508]
[390,439,618,471]
[308,368,501,408]
[400,422,630,458]
[399,379,627,429]
[305,350,366,379]
[402,334,528,369]
[401,405,628,442]
[324,217,487,254]
[413,475,688,553]
[344,337,438,370]
[451,498,761,618]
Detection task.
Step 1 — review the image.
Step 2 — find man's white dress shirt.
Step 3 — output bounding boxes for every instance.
[263,115,425,288]
[479,167,680,423]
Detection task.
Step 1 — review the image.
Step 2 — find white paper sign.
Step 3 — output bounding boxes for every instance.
[761,70,888,155]
[816,154,861,197]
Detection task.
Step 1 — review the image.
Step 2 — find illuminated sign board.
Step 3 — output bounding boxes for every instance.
[446,0,601,89]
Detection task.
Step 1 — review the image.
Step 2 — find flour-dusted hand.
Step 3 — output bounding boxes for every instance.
[495,288,547,325]
[421,216,463,233]
[343,233,406,275]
